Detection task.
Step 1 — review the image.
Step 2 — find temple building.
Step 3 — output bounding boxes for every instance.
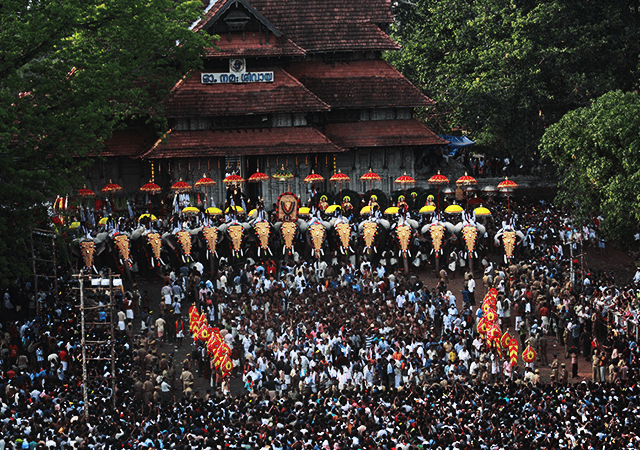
[96,0,447,211]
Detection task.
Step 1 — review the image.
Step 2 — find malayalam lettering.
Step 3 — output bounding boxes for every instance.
[201,72,274,84]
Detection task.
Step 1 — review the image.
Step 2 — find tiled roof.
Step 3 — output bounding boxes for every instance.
[205,33,305,58]
[286,60,436,108]
[101,127,158,158]
[142,127,345,159]
[195,0,398,52]
[324,119,449,148]
[166,68,329,117]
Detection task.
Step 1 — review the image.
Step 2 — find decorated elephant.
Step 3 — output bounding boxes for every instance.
[389,215,420,274]
[420,218,457,274]
[307,219,333,259]
[129,227,167,278]
[69,234,108,274]
[494,225,526,263]
[453,215,487,273]
[357,218,390,266]
[329,217,355,257]
[273,218,309,261]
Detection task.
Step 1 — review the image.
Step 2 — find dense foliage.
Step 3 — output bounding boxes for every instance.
[540,90,640,241]
[387,0,640,158]
[0,0,214,286]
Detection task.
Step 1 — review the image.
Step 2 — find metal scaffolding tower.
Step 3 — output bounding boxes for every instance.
[72,271,120,418]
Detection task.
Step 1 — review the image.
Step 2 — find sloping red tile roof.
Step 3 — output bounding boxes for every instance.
[205,33,305,58]
[195,0,397,52]
[166,68,329,117]
[142,127,345,159]
[324,119,449,148]
[286,60,436,108]
[101,127,158,158]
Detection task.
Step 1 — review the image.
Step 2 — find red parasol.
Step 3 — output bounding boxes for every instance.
[497,177,519,218]
[101,180,123,194]
[223,174,245,184]
[394,172,416,186]
[329,170,351,183]
[456,172,477,186]
[195,175,217,187]
[456,173,477,210]
[140,182,162,195]
[78,186,96,198]
[171,179,192,193]
[428,171,449,186]
[303,170,324,184]
[497,177,519,192]
[428,171,449,211]
[360,169,382,182]
[248,172,269,182]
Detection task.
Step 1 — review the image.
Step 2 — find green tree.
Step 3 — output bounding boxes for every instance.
[0,0,214,286]
[540,90,640,241]
[386,0,640,158]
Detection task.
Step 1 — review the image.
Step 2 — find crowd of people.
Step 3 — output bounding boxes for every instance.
[1,198,640,449]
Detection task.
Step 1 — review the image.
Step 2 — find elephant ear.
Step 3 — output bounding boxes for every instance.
[444,222,456,235]
[379,219,391,230]
[406,218,419,230]
[273,222,282,232]
[453,223,463,234]
[190,226,203,236]
[420,224,431,236]
[94,232,109,244]
[218,223,229,233]
[477,224,486,236]
[517,230,526,243]
[241,222,251,231]
[130,227,144,240]
[296,219,308,233]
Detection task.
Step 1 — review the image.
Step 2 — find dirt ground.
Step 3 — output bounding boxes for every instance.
[136,241,638,397]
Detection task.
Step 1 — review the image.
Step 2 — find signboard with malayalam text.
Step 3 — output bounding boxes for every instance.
[201,71,274,84]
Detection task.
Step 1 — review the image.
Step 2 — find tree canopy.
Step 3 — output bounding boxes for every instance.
[540,90,640,241]
[386,0,640,158]
[0,0,214,285]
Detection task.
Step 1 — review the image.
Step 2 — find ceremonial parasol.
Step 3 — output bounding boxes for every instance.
[360,205,372,215]
[182,206,200,215]
[299,207,311,215]
[456,172,477,209]
[273,166,293,191]
[360,168,382,192]
[444,204,464,214]
[325,204,341,214]
[138,213,158,221]
[497,177,519,218]
[384,206,399,215]
[140,182,162,195]
[225,206,244,214]
[206,207,223,216]
[473,206,492,217]
[101,180,123,194]
[171,179,192,193]
[101,180,123,214]
[330,170,351,201]
[394,172,416,200]
[194,175,217,209]
[223,174,245,185]
[303,170,324,184]
[419,205,437,214]
[428,171,449,210]
[69,221,80,229]
[78,186,96,198]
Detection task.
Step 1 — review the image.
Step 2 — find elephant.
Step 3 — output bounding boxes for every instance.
[420,220,457,275]
[69,234,108,274]
[494,227,526,263]
[129,227,167,279]
[308,220,333,259]
[273,219,309,262]
[389,217,420,274]
[453,220,487,273]
[357,219,390,266]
